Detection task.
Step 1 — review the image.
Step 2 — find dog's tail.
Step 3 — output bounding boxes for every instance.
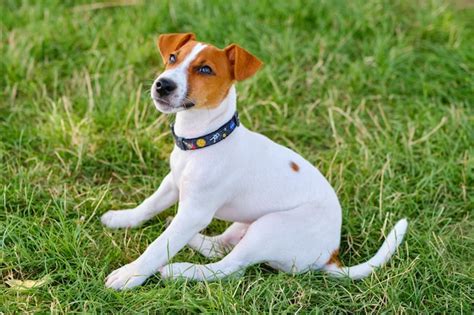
[323,218,408,280]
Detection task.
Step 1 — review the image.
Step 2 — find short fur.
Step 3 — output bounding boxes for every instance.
[101,33,407,290]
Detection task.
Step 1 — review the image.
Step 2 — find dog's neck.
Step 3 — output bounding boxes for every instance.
[174,85,237,139]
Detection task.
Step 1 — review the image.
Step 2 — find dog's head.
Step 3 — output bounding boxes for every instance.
[151,33,263,113]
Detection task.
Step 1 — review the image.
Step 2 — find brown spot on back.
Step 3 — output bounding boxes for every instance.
[326,249,342,267]
[290,161,300,172]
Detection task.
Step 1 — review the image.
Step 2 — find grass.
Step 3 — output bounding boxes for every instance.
[1,0,473,313]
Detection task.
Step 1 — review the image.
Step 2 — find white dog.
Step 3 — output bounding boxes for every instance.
[101,33,408,290]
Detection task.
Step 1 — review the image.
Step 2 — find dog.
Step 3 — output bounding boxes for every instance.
[101,33,408,290]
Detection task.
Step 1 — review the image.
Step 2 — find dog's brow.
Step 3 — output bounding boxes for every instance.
[176,43,206,71]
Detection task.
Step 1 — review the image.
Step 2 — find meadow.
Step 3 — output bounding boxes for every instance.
[1,0,473,313]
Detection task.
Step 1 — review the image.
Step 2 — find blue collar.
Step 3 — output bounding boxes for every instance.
[171,112,240,151]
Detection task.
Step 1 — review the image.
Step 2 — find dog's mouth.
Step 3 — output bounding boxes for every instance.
[153,96,195,112]
[183,101,196,109]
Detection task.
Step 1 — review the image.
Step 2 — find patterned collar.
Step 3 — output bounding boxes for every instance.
[170,112,240,151]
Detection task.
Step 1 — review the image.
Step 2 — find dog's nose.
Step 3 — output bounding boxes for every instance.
[156,78,177,97]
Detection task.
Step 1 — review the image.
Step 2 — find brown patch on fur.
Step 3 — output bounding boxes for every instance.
[161,40,198,70]
[158,33,196,64]
[224,44,263,81]
[290,161,300,172]
[187,45,235,109]
[326,249,342,267]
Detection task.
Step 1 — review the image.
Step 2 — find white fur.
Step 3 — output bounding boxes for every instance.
[102,50,408,290]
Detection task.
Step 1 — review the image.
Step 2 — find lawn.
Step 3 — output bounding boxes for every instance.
[1,0,473,313]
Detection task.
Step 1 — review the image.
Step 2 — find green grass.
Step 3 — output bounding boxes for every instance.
[1,0,473,313]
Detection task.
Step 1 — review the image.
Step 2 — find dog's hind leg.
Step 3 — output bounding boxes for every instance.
[101,173,178,228]
[162,203,341,281]
[161,225,259,281]
[161,213,283,281]
[187,222,249,258]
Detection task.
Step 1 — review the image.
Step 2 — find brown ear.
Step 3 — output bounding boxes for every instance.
[224,44,263,81]
[157,33,196,64]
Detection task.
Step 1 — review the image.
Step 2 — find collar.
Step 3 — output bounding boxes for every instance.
[170,112,240,151]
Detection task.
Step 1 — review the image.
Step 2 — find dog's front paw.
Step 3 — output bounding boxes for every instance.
[101,209,142,229]
[105,263,149,290]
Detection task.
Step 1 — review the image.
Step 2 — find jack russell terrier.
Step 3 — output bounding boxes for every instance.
[101,33,408,290]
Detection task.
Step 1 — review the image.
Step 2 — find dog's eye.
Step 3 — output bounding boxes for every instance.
[169,54,177,64]
[197,65,213,75]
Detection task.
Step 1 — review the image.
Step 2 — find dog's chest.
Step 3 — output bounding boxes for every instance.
[169,148,190,185]
[169,144,225,189]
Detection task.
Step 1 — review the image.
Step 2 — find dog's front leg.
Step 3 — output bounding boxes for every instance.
[101,173,178,228]
[105,199,215,290]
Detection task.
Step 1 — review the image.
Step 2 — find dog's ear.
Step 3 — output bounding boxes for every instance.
[224,44,263,81]
[157,33,196,64]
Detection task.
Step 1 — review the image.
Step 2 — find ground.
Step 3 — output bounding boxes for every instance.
[1,0,473,313]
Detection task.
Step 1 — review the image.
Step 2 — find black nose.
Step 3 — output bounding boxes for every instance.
[155,78,177,97]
